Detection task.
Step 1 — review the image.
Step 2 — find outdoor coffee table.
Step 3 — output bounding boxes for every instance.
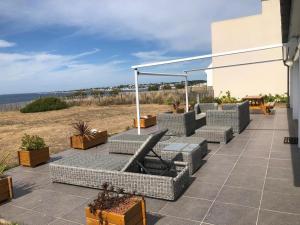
[161,140,207,175]
[194,125,233,144]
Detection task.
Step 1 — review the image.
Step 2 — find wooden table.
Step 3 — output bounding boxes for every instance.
[243,96,267,114]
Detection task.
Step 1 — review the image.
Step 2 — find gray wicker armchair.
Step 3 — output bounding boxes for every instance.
[194,103,218,130]
[206,101,250,133]
[157,111,196,136]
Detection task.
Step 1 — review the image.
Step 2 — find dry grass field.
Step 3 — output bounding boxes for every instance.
[0,104,170,167]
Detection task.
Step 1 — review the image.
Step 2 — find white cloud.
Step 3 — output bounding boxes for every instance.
[0,40,16,48]
[0,0,260,51]
[0,50,130,94]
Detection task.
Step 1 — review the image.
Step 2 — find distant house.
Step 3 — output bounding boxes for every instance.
[210,0,286,98]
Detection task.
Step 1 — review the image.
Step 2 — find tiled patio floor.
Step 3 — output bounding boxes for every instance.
[1,108,300,225]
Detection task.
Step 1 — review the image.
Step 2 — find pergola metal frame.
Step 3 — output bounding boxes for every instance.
[132,43,283,135]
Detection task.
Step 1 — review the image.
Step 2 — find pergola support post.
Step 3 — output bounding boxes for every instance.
[184,73,189,112]
[134,69,141,135]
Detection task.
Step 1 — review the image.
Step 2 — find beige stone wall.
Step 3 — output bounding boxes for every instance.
[211,0,287,98]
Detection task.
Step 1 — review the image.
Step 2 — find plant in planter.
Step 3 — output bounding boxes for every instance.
[86,183,146,225]
[172,100,184,113]
[70,121,107,150]
[18,134,50,167]
[0,154,13,202]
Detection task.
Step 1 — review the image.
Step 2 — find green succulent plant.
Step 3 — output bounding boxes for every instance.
[20,134,46,151]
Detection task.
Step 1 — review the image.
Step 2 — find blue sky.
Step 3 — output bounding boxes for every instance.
[0,0,261,94]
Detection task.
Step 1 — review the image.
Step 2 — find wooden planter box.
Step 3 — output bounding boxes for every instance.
[0,176,13,202]
[70,131,108,150]
[134,115,156,128]
[18,147,50,167]
[86,198,146,225]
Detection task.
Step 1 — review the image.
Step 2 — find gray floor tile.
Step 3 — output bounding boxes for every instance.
[61,200,89,224]
[207,155,239,165]
[39,182,99,199]
[30,191,88,217]
[145,198,167,213]
[261,191,300,214]
[217,186,261,208]
[184,181,221,200]
[269,158,293,168]
[215,147,243,156]
[12,189,54,209]
[194,171,229,185]
[225,173,265,190]
[0,203,29,221]
[204,201,258,225]
[48,219,83,225]
[266,166,294,180]
[242,149,270,158]
[231,164,267,178]
[199,163,234,175]
[147,213,200,225]
[257,209,300,225]
[237,156,268,168]
[159,196,211,222]
[13,210,55,225]
[264,178,300,195]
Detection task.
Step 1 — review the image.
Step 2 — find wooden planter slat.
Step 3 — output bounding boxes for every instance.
[18,147,50,167]
[0,176,13,202]
[85,198,146,225]
[134,116,156,128]
[70,131,108,150]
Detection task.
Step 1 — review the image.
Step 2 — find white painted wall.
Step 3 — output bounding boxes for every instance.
[211,0,286,98]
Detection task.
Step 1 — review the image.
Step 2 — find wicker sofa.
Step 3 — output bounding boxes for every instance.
[206,101,250,133]
[157,111,196,136]
[50,130,190,200]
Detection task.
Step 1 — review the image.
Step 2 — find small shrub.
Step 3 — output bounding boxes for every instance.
[20,97,68,113]
[20,134,46,151]
[175,83,185,89]
[148,85,159,91]
[162,84,172,90]
[219,91,238,104]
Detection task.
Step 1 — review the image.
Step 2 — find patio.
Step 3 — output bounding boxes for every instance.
[1,107,300,225]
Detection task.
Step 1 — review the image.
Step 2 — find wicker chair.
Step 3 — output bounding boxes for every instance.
[50,129,190,200]
[157,111,196,136]
[206,101,250,133]
[194,103,218,130]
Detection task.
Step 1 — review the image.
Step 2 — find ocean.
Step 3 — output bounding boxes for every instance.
[0,93,66,105]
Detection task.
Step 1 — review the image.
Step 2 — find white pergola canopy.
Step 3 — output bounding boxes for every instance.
[132,43,283,135]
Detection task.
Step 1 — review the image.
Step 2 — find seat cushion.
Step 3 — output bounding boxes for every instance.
[51,153,130,171]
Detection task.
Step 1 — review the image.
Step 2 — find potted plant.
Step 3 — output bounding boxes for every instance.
[172,100,184,113]
[0,154,13,202]
[134,115,157,128]
[86,183,146,225]
[18,134,50,167]
[70,121,107,150]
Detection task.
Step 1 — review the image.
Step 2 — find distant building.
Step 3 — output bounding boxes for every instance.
[210,0,287,98]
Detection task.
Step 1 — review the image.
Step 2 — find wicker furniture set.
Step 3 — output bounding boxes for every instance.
[49,101,250,200]
[50,130,190,200]
[109,133,208,175]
